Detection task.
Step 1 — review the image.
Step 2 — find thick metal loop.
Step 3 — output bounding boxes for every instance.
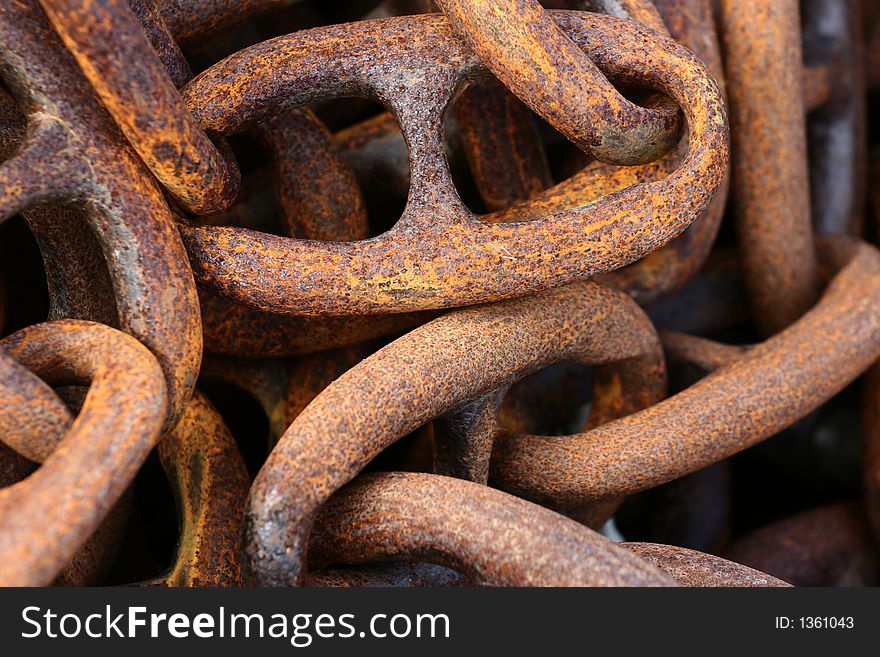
[180,11,728,315]
[141,392,249,587]
[0,0,202,426]
[492,239,880,507]
[38,0,241,215]
[436,0,682,166]
[0,319,166,586]
[244,279,664,585]
[723,503,877,586]
[309,472,677,586]
[719,0,820,335]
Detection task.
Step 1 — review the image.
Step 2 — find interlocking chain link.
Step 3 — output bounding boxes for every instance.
[0,0,877,588]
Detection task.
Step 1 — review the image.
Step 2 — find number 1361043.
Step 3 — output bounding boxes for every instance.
[775,617,854,629]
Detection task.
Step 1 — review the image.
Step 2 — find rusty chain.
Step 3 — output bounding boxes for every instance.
[0,0,878,588]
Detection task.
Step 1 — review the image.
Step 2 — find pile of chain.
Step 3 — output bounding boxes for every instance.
[0,0,878,587]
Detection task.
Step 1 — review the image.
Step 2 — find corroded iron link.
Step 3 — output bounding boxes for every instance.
[719,0,820,336]
[0,320,166,586]
[436,0,682,165]
[0,0,202,426]
[179,12,728,315]
[0,0,877,590]
[38,0,241,215]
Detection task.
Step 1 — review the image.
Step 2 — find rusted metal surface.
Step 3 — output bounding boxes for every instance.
[158,0,301,42]
[199,346,368,447]
[0,346,132,587]
[603,0,729,305]
[38,0,240,215]
[0,320,166,586]
[0,348,73,461]
[244,279,665,585]
[622,542,790,587]
[660,331,748,373]
[1,0,879,589]
[309,562,466,588]
[437,1,682,167]
[482,0,729,307]
[130,0,193,89]
[724,503,878,587]
[452,78,552,213]
[258,108,369,241]
[492,239,880,508]
[54,494,132,587]
[179,11,728,315]
[199,291,436,358]
[0,0,201,426]
[309,472,676,586]
[142,392,249,586]
[570,0,668,34]
[719,0,820,336]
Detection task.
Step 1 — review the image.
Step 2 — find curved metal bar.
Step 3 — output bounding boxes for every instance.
[659,331,749,373]
[200,289,437,358]
[309,472,677,586]
[0,320,166,586]
[569,0,668,34]
[436,0,681,165]
[179,11,728,315]
[129,0,193,89]
[309,562,467,588]
[38,0,240,215]
[491,239,880,507]
[719,0,819,335]
[622,542,790,587]
[723,503,877,587]
[452,78,552,213]
[245,278,664,585]
[257,108,369,241]
[0,349,73,463]
[141,392,249,586]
